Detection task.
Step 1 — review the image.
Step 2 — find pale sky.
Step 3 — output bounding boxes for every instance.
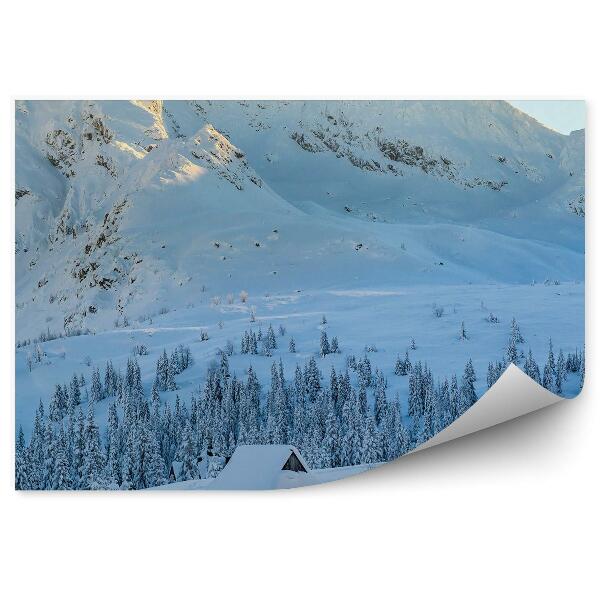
[509,100,585,135]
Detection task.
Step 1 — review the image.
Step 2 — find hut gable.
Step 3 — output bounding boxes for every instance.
[282,452,306,473]
[212,444,312,490]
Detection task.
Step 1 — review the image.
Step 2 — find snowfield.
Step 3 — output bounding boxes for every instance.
[16,280,584,438]
[14,100,584,490]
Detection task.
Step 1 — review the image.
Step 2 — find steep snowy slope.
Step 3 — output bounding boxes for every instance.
[15,100,584,339]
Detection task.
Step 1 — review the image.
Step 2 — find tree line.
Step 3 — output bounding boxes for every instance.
[15,322,583,490]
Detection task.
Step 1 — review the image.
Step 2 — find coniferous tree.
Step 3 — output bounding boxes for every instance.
[69,373,81,412]
[143,428,166,488]
[524,349,541,384]
[72,408,85,488]
[506,337,518,364]
[510,317,525,343]
[542,339,556,391]
[449,374,460,421]
[52,427,72,490]
[373,370,388,427]
[15,426,30,490]
[106,401,121,487]
[361,415,380,464]
[219,351,230,379]
[321,394,340,467]
[166,359,177,391]
[330,336,339,353]
[81,399,104,489]
[304,357,321,403]
[42,420,56,489]
[394,354,404,376]
[555,349,566,395]
[486,362,496,389]
[320,330,330,357]
[90,367,103,405]
[265,324,277,352]
[459,359,477,412]
[289,337,296,353]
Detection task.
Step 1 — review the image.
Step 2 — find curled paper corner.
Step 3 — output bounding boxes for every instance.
[410,364,564,454]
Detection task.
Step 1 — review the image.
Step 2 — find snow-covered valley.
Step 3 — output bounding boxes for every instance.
[14,100,585,490]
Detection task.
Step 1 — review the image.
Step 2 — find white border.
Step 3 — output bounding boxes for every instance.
[1,2,597,598]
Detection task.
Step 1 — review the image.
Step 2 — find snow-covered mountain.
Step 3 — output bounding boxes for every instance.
[15,100,584,339]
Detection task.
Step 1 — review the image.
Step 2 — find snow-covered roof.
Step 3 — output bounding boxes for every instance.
[211,444,312,490]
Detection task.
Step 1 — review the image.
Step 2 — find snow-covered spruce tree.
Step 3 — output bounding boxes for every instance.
[565,349,582,373]
[81,399,105,489]
[52,426,72,490]
[421,386,436,443]
[219,351,230,379]
[304,356,321,404]
[373,369,388,427]
[71,408,85,488]
[361,415,380,465]
[121,428,140,490]
[336,371,350,417]
[340,389,362,467]
[15,426,31,490]
[322,401,340,468]
[90,367,103,405]
[408,363,420,418]
[382,401,402,461]
[320,330,330,357]
[357,355,373,388]
[459,359,477,413]
[459,321,469,341]
[41,420,56,490]
[486,362,496,389]
[395,350,412,376]
[524,349,541,384]
[166,358,178,391]
[506,337,518,364]
[69,373,81,412]
[106,401,121,487]
[266,324,277,352]
[449,374,460,422]
[179,423,197,481]
[394,355,404,376]
[410,337,417,350]
[510,317,525,344]
[104,361,114,398]
[49,385,64,423]
[28,400,46,489]
[329,365,338,408]
[346,354,357,371]
[356,384,367,419]
[330,336,339,353]
[555,349,566,395]
[143,427,167,488]
[435,379,450,429]
[542,339,556,391]
[288,337,296,353]
[155,350,169,392]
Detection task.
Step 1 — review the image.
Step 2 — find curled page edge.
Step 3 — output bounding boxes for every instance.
[410,364,562,454]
